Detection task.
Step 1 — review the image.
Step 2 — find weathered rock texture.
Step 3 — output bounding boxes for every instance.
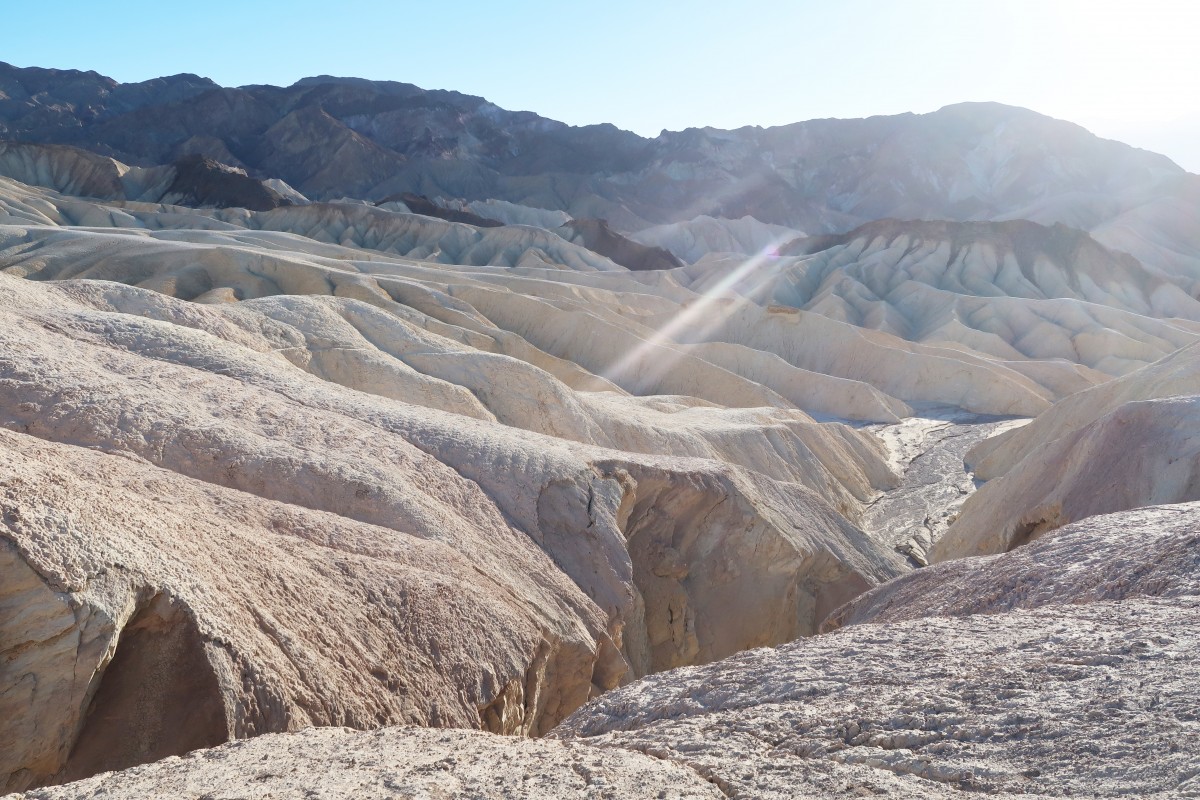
[554,599,1200,798]
[8,726,724,800]
[9,503,1199,799]
[0,141,303,209]
[0,419,611,790]
[554,504,1200,798]
[0,220,904,788]
[828,502,1200,629]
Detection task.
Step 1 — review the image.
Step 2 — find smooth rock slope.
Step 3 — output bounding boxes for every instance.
[933,343,1200,559]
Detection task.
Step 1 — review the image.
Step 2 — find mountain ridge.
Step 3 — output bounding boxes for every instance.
[1,61,1191,244]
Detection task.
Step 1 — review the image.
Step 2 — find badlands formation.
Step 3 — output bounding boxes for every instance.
[0,65,1199,799]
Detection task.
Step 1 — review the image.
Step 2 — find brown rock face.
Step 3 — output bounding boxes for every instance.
[0,424,612,791]
[559,218,685,271]
[60,594,228,783]
[380,192,504,227]
[164,154,293,211]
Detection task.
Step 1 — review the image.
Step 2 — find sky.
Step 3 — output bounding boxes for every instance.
[5,0,1199,171]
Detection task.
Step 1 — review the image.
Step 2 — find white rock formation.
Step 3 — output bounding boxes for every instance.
[462,198,572,228]
[967,341,1200,479]
[0,422,615,789]
[0,233,905,788]
[677,219,1200,377]
[630,214,805,263]
[0,175,1082,421]
[9,503,1197,799]
[925,342,1200,560]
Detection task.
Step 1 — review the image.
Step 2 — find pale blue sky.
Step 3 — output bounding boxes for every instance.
[5,0,1198,170]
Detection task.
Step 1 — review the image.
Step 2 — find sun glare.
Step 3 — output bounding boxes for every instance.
[602,239,795,389]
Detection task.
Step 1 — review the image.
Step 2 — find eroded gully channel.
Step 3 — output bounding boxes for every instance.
[855,407,1029,567]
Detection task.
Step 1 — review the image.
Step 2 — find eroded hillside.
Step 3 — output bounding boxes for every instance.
[1,96,1198,798]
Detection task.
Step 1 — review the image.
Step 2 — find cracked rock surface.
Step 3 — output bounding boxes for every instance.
[552,503,1200,798]
[553,599,1200,798]
[7,726,724,800]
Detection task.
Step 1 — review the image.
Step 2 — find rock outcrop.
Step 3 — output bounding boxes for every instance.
[377,192,504,227]
[553,504,1200,798]
[0,363,617,789]
[558,218,684,271]
[967,341,1200,479]
[829,502,1200,628]
[631,214,805,264]
[934,396,1200,560]
[10,726,723,800]
[929,343,1200,560]
[554,598,1200,798]
[9,502,1198,798]
[163,153,298,211]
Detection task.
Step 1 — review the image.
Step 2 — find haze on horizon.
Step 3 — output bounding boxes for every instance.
[5,0,1199,172]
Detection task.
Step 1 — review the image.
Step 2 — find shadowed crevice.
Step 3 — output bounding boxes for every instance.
[59,593,228,784]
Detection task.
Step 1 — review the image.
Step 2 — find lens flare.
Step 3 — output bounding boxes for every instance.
[601,238,795,390]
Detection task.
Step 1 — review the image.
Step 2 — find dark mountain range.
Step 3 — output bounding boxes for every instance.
[1,61,1192,239]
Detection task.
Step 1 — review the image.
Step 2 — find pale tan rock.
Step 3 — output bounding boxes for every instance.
[933,395,1200,560]
[682,218,1200,376]
[630,214,805,264]
[557,600,1200,799]
[828,502,1200,629]
[7,726,724,800]
[0,268,905,789]
[967,341,1200,480]
[938,342,1200,561]
[0,176,1102,420]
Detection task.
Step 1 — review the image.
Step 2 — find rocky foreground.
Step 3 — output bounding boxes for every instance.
[8,504,1198,799]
